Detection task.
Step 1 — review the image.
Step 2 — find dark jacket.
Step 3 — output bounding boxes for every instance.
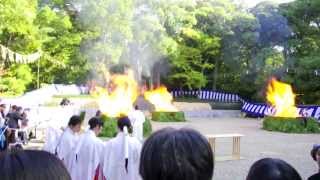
[6,112,23,128]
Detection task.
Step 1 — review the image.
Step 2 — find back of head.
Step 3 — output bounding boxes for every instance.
[88,117,104,129]
[95,110,102,117]
[0,150,71,180]
[16,107,22,113]
[117,116,132,133]
[68,115,81,127]
[140,128,214,180]
[311,144,320,161]
[246,158,302,180]
[10,105,17,112]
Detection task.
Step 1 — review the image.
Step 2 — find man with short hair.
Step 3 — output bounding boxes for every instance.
[6,105,23,129]
[101,116,142,180]
[55,115,82,173]
[70,117,105,180]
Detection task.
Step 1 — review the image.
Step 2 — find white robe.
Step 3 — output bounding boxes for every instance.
[55,127,79,173]
[129,110,145,142]
[43,126,63,154]
[101,132,142,180]
[70,130,105,180]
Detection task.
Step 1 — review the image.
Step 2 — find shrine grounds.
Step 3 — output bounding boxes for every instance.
[26,116,318,180]
[152,117,319,180]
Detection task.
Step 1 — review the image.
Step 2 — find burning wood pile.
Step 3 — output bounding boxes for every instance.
[266,77,299,118]
[264,77,320,133]
[91,70,181,120]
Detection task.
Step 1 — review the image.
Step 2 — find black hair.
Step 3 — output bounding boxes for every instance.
[139,128,214,180]
[311,145,320,161]
[117,116,132,133]
[16,107,22,112]
[95,110,102,117]
[0,104,6,108]
[88,117,104,129]
[67,115,82,127]
[134,105,139,110]
[246,158,302,180]
[0,150,71,180]
[11,105,17,110]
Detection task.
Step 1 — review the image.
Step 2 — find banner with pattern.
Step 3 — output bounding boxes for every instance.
[170,90,320,120]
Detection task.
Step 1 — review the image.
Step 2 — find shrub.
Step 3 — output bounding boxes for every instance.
[99,115,153,138]
[152,111,186,122]
[143,118,152,137]
[99,115,118,138]
[263,116,320,133]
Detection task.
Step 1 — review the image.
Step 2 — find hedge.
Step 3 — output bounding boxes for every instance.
[98,115,153,138]
[152,111,186,122]
[263,116,320,133]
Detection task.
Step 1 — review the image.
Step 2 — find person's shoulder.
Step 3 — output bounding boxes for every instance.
[62,130,76,142]
[94,137,105,146]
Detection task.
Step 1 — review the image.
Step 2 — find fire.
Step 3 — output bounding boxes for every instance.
[92,72,138,117]
[144,86,177,112]
[266,77,299,118]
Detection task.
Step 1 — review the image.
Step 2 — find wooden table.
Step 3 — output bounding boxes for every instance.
[206,133,244,161]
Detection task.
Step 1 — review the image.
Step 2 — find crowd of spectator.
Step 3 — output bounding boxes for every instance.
[0,113,319,180]
[0,104,33,151]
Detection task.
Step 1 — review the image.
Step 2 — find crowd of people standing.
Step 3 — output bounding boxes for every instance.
[0,108,319,180]
[0,104,32,151]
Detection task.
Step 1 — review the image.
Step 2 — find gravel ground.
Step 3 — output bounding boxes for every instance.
[26,116,319,179]
[151,117,320,180]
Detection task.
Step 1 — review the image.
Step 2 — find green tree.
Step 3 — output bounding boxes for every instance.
[0,0,40,95]
[168,28,219,89]
[33,5,87,85]
[281,0,320,104]
[0,64,33,95]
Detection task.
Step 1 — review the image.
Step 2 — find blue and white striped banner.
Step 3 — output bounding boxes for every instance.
[241,101,320,120]
[170,90,241,103]
[170,90,320,120]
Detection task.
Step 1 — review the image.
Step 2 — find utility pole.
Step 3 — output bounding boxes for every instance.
[37,56,40,89]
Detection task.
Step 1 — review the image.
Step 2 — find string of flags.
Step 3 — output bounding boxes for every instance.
[0,44,41,64]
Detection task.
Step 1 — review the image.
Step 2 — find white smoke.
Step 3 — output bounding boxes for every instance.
[65,0,175,85]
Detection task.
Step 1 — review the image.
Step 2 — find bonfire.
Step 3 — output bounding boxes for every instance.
[92,70,177,117]
[144,86,177,112]
[266,77,299,118]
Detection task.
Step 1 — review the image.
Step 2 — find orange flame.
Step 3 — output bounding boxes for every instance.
[144,86,177,112]
[93,73,138,117]
[266,77,299,118]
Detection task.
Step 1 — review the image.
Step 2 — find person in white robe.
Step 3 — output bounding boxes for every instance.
[128,105,145,142]
[55,115,82,173]
[101,116,142,180]
[43,126,63,154]
[70,117,105,180]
